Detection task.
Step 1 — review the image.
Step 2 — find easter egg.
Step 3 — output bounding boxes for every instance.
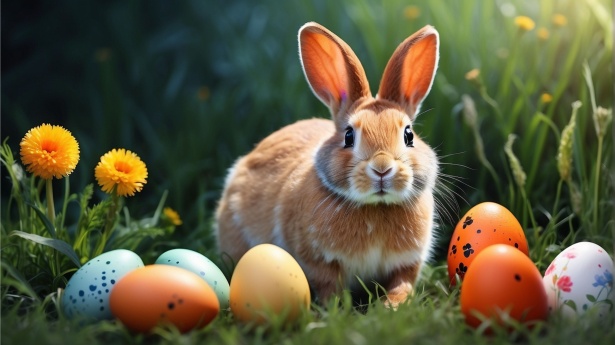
[460,244,548,329]
[110,265,220,333]
[447,202,529,284]
[543,241,614,319]
[61,249,144,321]
[230,244,311,325]
[155,249,230,309]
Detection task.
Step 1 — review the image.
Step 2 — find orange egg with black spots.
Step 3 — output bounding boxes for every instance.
[460,244,548,329]
[447,202,528,285]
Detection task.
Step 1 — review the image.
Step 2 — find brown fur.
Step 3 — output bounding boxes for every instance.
[216,22,440,307]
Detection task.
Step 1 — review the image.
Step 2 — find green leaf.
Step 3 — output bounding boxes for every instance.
[10,231,81,268]
[26,201,56,239]
[563,299,577,311]
[586,294,597,302]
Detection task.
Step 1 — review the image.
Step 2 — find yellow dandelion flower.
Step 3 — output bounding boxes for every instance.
[552,14,568,27]
[540,93,553,104]
[537,27,550,40]
[403,6,421,20]
[514,16,535,31]
[20,123,80,180]
[95,148,148,197]
[465,68,480,81]
[163,207,183,226]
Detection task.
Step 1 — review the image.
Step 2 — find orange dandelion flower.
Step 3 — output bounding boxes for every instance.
[403,6,421,20]
[95,148,148,197]
[20,123,80,180]
[537,27,550,40]
[514,16,535,31]
[163,207,183,226]
[552,14,568,27]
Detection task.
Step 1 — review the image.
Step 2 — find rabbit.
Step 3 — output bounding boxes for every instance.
[215,21,440,307]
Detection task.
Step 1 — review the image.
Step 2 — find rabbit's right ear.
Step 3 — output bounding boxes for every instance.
[299,22,370,126]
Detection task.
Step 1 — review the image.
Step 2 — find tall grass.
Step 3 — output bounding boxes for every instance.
[1,0,613,343]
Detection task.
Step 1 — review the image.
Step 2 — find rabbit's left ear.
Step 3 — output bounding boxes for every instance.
[378,26,439,119]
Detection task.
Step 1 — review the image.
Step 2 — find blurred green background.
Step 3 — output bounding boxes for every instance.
[2,0,613,261]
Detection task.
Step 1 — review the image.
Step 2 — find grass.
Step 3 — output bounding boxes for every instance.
[1,0,614,343]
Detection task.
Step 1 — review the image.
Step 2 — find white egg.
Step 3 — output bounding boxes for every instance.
[62,249,144,321]
[543,242,614,319]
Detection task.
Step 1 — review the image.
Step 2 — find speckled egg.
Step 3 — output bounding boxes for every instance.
[543,241,614,319]
[155,249,230,309]
[61,249,144,321]
[461,244,548,329]
[447,202,529,285]
[230,244,311,325]
[110,265,220,333]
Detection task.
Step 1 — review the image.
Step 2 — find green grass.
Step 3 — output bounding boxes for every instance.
[1,0,614,343]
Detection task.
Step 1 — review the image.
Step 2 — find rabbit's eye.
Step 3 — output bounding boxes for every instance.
[344,127,354,148]
[404,126,414,147]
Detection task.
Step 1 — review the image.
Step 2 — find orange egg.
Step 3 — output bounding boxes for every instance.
[460,244,548,329]
[447,202,528,285]
[110,265,219,333]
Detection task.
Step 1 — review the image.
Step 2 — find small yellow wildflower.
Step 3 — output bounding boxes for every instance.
[197,86,210,101]
[537,27,550,40]
[403,6,420,20]
[552,14,568,27]
[95,148,148,197]
[540,93,553,104]
[163,207,183,226]
[514,16,535,31]
[465,68,480,82]
[20,123,80,180]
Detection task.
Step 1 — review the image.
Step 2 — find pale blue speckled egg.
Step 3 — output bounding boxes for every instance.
[62,249,144,321]
[155,249,230,309]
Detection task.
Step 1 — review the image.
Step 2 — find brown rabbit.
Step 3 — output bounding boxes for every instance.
[215,22,440,307]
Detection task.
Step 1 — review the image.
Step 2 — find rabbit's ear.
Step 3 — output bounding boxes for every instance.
[378,26,439,119]
[299,22,370,124]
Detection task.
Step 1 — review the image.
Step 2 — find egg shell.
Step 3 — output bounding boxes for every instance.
[155,249,230,309]
[460,244,548,329]
[61,249,144,321]
[542,241,614,319]
[110,265,220,333]
[447,202,529,285]
[230,244,310,325]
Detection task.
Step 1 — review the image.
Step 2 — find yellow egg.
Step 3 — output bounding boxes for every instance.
[230,244,311,325]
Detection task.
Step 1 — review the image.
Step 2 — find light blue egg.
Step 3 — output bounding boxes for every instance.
[155,249,230,309]
[62,249,144,321]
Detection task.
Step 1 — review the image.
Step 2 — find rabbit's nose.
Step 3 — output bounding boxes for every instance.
[371,166,393,178]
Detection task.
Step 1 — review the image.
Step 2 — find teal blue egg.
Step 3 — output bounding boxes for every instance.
[155,249,230,309]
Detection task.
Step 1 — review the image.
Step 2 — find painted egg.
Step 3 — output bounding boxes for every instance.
[61,249,144,321]
[230,244,311,325]
[460,244,548,329]
[542,241,614,319]
[447,202,529,285]
[109,265,220,333]
[155,249,230,309]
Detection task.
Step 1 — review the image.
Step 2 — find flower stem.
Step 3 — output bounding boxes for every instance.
[551,179,563,227]
[46,179,55,225]
[593,136,603,229]
[95,192,120,257]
